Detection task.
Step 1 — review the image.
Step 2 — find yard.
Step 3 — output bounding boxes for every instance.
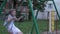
[0,20,60,34]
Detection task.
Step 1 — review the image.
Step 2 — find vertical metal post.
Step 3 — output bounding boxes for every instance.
[56,13,58,34]
[47,12,48,34]
[28,0,39,34]
[49,11,52,33]
[51,11,54,32]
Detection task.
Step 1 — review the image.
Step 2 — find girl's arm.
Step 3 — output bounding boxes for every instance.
[15,16,23,21]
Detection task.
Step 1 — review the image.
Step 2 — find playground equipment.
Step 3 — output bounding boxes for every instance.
[33,0,60,34]
[49,10,55,33]
[28,0,39,34]
[0,0,60,34]
[51,11,55,32]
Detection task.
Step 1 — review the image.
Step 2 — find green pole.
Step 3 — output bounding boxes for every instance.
[30,8,39,34]
[31,0,41,33]
[30,10,39,34]
[35,10,39,18]
[30,24,35,34]
[28,0,39,34]
[52,0,60,19]
[0,0,7,14]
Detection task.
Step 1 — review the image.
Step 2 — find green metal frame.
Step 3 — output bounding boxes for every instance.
[28,0,39,34]
[0,0,7,14]
[30,10,39,34]
[31,10,39,34]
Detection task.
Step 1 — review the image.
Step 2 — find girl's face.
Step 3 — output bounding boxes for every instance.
[11,10,16,16]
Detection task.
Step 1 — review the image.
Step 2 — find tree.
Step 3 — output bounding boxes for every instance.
[33,0,48,12]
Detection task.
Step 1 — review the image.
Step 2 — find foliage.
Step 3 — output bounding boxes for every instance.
[33,0,48,12]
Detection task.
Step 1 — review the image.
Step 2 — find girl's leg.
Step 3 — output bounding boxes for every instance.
[13,25,23,34]
[17,32,23,34]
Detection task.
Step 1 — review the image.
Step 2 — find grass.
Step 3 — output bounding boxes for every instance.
[0,20,60,34]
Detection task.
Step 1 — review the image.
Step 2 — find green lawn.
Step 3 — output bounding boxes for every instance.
[0,20,60,34]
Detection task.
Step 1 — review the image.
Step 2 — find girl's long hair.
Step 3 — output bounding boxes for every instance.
[9,9,15,15]
[6,9,15,16]
[5,9,16,19]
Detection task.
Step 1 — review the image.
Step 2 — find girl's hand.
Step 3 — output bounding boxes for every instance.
[15,16,23,21]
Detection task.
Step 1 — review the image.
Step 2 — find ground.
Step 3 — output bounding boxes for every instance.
[0,20,60,34]
[41,30,60,34]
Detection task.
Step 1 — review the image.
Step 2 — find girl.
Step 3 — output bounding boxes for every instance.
[3,9,23,34]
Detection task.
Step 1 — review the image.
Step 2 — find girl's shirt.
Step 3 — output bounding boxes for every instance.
[3,15,15,28]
